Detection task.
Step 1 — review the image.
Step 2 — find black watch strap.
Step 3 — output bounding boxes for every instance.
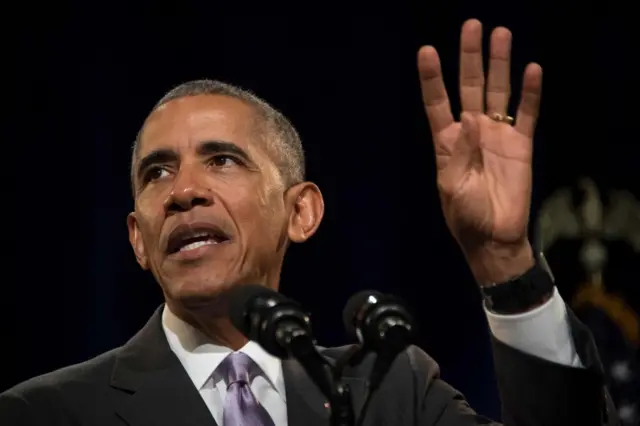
[481,252,556,314]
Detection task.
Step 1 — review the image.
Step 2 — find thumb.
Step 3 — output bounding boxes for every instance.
[457,112,481,157]
[450,112,482,170]
[440,112,482,195]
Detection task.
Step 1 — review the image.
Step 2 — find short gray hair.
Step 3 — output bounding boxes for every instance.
[131,79,305,194]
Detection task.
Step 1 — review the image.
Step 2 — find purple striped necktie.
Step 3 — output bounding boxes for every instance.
[216,352,276,426]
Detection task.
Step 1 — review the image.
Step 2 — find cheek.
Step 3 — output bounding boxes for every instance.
[138,184,170,207]
[233,189,286,238]
[135,204,164,251]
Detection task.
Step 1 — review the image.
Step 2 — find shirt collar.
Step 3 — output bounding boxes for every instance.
[161,304,285,399]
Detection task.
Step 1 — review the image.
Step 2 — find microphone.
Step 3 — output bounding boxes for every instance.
[228,284,355,426]
[343,290,414,354]
[228,284,314,360]
[342,290,415,426]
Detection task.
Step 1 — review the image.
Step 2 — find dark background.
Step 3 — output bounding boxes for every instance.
[5,5,638,421]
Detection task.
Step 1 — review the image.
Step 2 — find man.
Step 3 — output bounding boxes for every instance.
[0,19,618,426]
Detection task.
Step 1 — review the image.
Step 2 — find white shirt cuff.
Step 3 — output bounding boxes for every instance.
[485,287,583,368]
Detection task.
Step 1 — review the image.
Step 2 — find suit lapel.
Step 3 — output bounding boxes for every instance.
[110,306,217,426]
[282,356,367,426]
[109,305,367,426]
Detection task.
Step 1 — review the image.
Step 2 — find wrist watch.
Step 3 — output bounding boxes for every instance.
[480,252,556,314]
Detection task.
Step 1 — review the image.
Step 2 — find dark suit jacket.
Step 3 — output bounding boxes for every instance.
[0,305,619,426]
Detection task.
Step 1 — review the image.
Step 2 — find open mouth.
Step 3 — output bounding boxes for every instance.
[166,224,231,255]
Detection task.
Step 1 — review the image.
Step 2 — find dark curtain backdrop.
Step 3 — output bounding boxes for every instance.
[6,5,638,421]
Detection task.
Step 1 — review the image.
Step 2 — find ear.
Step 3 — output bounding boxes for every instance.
[127,212,150,270]
[285,182,325,243]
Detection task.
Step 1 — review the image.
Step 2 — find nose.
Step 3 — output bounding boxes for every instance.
[163,171,214,214]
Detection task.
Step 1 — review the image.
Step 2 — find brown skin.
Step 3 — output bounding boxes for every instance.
[128,19,547,349]
[127,94,324,349]
[419,19,541,288]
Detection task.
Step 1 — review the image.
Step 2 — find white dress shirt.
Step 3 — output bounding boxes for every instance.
[162,307,288,425]
[485,287,583,368]
[162,288,582,424]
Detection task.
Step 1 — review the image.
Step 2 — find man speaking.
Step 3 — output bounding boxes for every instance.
[0,19,618,426]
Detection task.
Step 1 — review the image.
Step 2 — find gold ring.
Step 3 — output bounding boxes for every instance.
[489,112,514,125]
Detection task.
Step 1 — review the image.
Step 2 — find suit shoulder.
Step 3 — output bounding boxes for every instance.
[316,344,356,363]
[384,345,441,390]
[403,345,440,378]
[319,344,440,383]
[1,346,121,400]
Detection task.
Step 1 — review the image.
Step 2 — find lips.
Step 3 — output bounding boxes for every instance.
[165,223,231,255]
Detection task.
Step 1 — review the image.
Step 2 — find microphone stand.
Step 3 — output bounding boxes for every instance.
[334,327,411,426]
[282,326,355,426]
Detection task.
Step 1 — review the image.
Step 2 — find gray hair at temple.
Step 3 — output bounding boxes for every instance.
[130,79,306,195]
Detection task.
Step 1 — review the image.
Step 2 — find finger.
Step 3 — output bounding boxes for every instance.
[418,46,455,134]
[514,63,543,138]
[486,27,512,115]
[459,19,485,113]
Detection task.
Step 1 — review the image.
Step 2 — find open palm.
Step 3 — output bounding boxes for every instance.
[418,19,542,248]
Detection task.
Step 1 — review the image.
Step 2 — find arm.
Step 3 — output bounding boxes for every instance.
[411,245,617,425]
[416,15,618,426]
[471,246,618,424]
[486,287,583,367]
[467,245,617,425]
[489,299,619,425]
[411,297,619,426]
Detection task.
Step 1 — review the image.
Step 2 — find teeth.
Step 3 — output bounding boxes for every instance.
[180,239,217,252]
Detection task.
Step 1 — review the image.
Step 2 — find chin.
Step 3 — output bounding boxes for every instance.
[164,275,239,311]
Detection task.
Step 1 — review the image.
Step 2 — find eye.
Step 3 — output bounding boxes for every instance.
[144,166,170,182]
[210,155,240,168]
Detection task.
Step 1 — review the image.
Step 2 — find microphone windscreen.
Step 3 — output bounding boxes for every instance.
[342,290,383,340]
[227,284,278,335]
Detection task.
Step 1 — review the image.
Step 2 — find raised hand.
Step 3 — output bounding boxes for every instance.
[418,19,543,284]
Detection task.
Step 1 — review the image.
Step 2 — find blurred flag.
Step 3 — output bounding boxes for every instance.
[536,178,640,425]
[573,285,639,424]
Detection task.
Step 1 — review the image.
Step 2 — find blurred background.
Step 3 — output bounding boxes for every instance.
[5,5,639,424]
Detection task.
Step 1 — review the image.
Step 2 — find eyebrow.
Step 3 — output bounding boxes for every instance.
[136,140,253,182]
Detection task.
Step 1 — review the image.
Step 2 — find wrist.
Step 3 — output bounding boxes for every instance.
[480,254,556,314]
[465,241,535,287]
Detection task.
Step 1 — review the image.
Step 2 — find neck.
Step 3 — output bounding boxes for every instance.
[167,300,248,350]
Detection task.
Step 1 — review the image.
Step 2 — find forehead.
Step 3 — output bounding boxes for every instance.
[138,94,262,155]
